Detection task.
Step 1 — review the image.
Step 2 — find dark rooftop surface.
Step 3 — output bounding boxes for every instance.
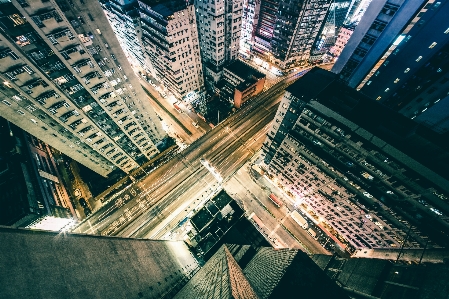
[236,77,258,92]
[0,226,197,299]
[314,255,449,299]
[293,68,449,183]
[225,60,265,80]
[139,0,189,15]
[243,248,349,299]
[286,67,337,99]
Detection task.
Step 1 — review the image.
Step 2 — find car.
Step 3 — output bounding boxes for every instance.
[430,208,443,216]
[386,191,394,194]
[192,122,199,128]
[84,207,92,217]
[79,198,88,208]
[363,192,373,198]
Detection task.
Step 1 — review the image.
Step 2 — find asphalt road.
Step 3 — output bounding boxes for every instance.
[72,72,304,240]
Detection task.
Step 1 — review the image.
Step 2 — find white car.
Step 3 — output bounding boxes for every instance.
[363,191,373,198]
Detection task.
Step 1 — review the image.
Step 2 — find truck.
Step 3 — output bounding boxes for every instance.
[291,210,308,229]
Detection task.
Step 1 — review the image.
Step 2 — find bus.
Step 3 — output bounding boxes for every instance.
[269,193,283,208]
[291,210,308,229]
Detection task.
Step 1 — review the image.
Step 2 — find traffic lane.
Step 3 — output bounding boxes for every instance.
[210,106,276,170]
[235,181,303,250]
[110,165,205,236]
[132,171,219,238]
[74,80,291,233]
[81,126,230,235]
[144,176,220,239]
[75,154,189,234]
[74,185,142,234]
[129,111,276,238]
[218,113,274,179]
[283,217,330,255]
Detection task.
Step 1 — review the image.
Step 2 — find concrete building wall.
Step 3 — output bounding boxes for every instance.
[253,0,332,69]
[233,76,264,108]
[331,0,427,88]
[138,0,204,102]
[0,226,198,299]
[0,0,165,177]
[195,0,243,91]
[330,26,354,57]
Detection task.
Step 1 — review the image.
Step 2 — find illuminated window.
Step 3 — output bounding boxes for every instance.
[376,96,382,101]
[416,56,422,62]
[394,78,400,83]
[429,42,437,48]
[445,28,449,34]
[404,68,410,73]
[385,88,390,92]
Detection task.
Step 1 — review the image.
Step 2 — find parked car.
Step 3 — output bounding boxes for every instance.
[84,207,92,217]
[79,198,88,208]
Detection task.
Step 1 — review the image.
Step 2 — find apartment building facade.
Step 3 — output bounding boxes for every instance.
[239,0,260,59]
[137,0,204,102]
[357,0,449,133]
[331,0,428,88]
[0,0,165,177]
[253,0,332,69]
[195,0,243,91]
[101,0,151,73]
[262,68,449,255]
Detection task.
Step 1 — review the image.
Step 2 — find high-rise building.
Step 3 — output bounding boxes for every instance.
[0,226,199,299]
[239,0,260,59]
[137,0,205,104]
[0,117,74,228]
[331,0,428,88]
[262,68,449,255]
[329,25,355,57]
[313,254,449,299]
[0,0,165,177]
[174,244,350,299]
[101,0,151,73]
[215,59,265,108]
[195,0,243,91]
[344,0,373,25]
[310,0,351,60]
[356,1,449,133]
[252,0,332,69]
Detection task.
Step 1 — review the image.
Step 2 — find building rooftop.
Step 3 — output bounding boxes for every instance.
[225,60,265,81]
[286,67,337,99]
[0,226,198,299]
[176,244,349,299]
[314,255,449,299]
[139,0,189,15]
[290,68,449,185]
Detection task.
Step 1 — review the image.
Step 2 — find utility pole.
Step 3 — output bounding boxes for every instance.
[217,110,220,125]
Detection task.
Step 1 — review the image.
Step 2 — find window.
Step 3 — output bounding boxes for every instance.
[2,100,11,106]
[404,68,410,73]
[370,20,387,32]
[394,78,400,83]
[416,56,422,62]
[429,42,437,48]
[445,28,449,34]
[17,110,25,115]
[376,96,382,101]
[385,88,390,92]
